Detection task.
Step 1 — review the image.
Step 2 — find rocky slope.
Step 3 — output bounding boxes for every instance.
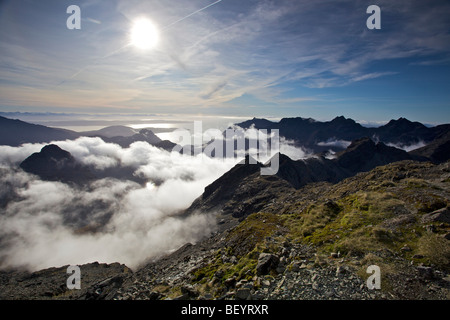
[185,137,421,221]
[0,262,130,300]
[3,159,449,300]
[111,159,450,301]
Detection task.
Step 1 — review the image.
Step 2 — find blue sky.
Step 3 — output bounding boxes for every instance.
[0,0,449,124]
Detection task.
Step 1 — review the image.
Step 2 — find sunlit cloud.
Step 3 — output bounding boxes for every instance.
[0,137,239,271]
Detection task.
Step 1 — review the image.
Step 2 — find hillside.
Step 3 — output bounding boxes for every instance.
[0,116,80,146]
[3,157,449,300]
[113,159,450,300]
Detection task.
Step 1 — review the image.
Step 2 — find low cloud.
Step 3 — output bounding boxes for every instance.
[0,138,237,271]
[317,139,351,149]
[0,129,316,272]
[387,141,427,152]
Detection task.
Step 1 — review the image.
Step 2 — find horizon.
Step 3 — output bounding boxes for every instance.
[0,0,450,124]
[0,111,443,133]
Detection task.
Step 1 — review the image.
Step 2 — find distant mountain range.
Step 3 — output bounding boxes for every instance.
[0,116,176,150]
[234,116,450,153]
[2,114,450,154]
[4,114,450,188]
[0,115,80,146]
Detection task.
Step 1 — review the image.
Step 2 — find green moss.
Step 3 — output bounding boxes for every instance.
[283,191,422,257]
[226,212,283,257]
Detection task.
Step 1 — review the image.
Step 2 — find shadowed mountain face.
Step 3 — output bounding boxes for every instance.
[410,131,450,164]
[0,116,80,146]
[19,144,146,185]
[19,144,94,184]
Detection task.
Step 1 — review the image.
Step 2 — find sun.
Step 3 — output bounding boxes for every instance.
[130,18,159,50]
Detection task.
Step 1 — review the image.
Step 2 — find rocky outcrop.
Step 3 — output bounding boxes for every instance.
[19,144,148,185]
[256,253,279,276]
[0,262,131,300]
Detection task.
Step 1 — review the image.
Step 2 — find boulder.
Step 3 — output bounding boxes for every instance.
[256,253,279,276]
[235,288,251,300]
[417,266,434,280]
[421,207,450,224]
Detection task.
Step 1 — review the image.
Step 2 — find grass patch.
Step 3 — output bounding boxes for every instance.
[226,212,283,257]
[416,233,450,271]
[284,191,417,256]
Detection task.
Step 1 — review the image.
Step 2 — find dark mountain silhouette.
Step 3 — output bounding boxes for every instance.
[19,144,94,183]
[410,130,450,164]
[0,116,80,146]
[100,129,162,148]
[81,126,178,151]
[185,137,420,220]
[335,137,417,173]
[0,116,177,151]
[19,144,147,185]
[276,137,417,189]
[233,116,450,153]
[373,117,432,145]
[81,126,137,138]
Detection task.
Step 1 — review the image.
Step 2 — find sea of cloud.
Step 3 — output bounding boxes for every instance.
[0,138,237,271]
[0,130,310,272]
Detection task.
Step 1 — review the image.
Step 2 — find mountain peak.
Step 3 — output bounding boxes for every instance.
[330,115,356,124]
[385,117,425,128]
[238,154,260,165]
[40,144,72,160]
[20,144,93,183]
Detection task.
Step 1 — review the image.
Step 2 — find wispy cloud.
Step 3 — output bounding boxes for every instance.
[0,0,449,116]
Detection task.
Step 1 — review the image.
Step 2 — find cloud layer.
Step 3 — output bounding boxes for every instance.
[0,138,238,271]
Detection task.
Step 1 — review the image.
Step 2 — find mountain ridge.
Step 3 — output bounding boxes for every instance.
[233,116,449,153]
[185,137,422,222]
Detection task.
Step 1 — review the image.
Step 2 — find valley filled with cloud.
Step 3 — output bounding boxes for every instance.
[0,129,310,271]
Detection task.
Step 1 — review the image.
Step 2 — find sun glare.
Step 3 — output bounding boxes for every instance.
[130,18,159,50]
